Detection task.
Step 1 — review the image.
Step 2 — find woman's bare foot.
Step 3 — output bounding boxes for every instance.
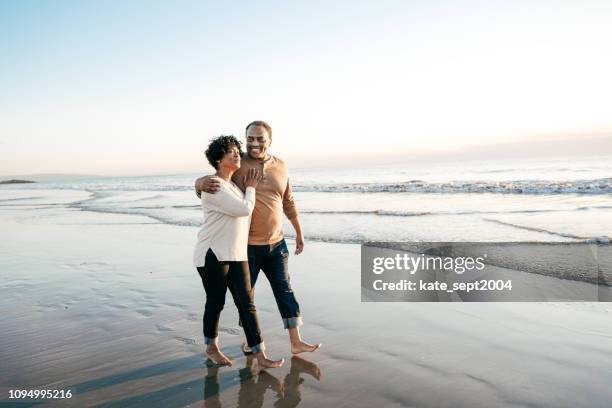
[291,340,321,355]
[205,345,232,366]
[255,351,284,370]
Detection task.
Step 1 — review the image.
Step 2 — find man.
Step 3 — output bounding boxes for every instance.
[195,120,320,354]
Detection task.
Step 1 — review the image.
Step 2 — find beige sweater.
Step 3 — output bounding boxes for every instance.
[193,180,256,267]
[232,154,298,245]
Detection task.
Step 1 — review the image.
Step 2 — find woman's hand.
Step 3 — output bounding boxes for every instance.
[243,168,260,189]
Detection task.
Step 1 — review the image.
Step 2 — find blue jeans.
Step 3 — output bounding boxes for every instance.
[245,239,303,329]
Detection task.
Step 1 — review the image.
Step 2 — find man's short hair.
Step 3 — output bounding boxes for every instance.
[245,120,272,140]
[205,135,243,170]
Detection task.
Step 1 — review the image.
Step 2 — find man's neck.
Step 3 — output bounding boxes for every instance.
[246,153,271,163]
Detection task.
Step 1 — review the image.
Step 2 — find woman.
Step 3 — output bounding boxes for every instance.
[193,135,283,368]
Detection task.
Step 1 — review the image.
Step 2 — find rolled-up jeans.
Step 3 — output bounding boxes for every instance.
[197,249,265,353]
[241,239,302,329]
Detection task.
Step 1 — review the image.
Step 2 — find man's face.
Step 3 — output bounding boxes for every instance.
[246,125,271,159]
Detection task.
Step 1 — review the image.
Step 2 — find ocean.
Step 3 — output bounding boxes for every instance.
[2,156,611,243]
[2,156,612,407]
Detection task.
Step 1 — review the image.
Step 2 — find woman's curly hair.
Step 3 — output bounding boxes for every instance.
[205,135,243,170]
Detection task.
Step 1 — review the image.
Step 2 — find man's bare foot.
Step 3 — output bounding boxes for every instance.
[291,340,321,355]
[205,345,232,366]
[254,352,284,370]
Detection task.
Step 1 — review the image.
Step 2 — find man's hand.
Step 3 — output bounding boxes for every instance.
[295,234,304,255]
[288,216,305,255]
[195,175,221,198]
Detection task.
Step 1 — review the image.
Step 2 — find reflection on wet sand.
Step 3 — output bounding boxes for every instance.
[204,356,321,408]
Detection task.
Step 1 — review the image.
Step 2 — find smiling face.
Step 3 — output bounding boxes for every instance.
[246,125,271,160]
[217,144,242,171]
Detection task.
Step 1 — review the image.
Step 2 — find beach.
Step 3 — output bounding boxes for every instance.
[1,186,612,407]
[3,0,612,405]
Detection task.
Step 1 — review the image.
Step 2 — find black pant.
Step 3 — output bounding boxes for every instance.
[197,249,264,350]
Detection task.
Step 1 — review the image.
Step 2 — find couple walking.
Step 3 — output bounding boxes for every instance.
[193,120,320,368]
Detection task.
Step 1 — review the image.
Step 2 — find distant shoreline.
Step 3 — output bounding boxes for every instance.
[0,179,36,184]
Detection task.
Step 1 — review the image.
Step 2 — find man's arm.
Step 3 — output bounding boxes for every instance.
[288,215,304,255]
[282,178,304,255]
[195,175,221,198]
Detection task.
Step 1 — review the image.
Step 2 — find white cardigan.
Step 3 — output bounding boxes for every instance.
[193,179,256,267]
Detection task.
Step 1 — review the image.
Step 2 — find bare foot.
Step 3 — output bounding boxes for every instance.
[205,345,232,366]
[255,354,285,370]
[291,340,321,355]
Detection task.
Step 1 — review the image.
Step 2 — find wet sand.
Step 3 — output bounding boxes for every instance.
[1,194,612,407]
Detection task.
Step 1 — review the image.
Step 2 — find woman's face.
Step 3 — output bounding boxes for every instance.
[218,144,241,170]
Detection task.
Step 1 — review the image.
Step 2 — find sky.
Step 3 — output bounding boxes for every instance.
[1,0,611,176]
